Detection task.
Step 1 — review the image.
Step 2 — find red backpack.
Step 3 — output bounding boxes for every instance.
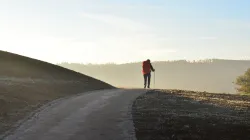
[142,61,151,74]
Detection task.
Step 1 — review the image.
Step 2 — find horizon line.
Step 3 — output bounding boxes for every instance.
[57,58,250,65]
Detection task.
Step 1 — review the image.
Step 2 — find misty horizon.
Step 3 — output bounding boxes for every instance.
[59,59,250,94]
[2,50,250,65]
[58,58,250,65]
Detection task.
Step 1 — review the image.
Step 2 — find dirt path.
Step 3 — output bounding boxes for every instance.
[3,89,145,140]
[132,90,250,140]
[0,77,113,136]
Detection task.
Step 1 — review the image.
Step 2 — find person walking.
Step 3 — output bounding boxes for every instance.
[142,59,155,88]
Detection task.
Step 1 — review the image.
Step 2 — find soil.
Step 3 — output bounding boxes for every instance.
[132,90,250,140]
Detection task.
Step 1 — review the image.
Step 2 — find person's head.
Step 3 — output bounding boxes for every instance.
[147,59,150,63]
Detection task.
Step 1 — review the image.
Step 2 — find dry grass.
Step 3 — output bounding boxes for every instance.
[0,80,112,135]
[132,90,250,140]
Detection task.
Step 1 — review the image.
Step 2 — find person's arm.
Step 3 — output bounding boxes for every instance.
[150,63,155,72]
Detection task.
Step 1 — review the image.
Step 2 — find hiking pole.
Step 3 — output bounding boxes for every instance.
[154,71,156,89]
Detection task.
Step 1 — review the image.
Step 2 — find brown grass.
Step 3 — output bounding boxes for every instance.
[0,51,114,136]
[132,90,250,140]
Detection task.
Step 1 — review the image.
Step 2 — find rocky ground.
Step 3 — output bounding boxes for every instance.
[132,90,250,140]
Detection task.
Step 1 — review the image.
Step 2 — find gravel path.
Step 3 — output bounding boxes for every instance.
[4,89,145,140]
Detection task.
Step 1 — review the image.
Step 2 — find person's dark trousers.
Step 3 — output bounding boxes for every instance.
[143,73,151,88]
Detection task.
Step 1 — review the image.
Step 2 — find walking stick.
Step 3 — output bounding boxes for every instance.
[154,71,155,89]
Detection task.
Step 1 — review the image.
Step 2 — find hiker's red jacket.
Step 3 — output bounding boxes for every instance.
[142,61,154,74]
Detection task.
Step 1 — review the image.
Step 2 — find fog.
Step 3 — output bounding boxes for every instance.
[59,59,250,94]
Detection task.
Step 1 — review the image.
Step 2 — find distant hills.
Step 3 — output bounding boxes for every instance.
[59,59,250,93]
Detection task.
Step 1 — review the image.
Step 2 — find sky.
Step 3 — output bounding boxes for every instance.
[0,0,250,64]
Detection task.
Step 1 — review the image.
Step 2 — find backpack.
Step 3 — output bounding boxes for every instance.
[142,61,151,74]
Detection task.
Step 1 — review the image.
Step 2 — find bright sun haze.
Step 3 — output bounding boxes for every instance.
[1,0,250,64]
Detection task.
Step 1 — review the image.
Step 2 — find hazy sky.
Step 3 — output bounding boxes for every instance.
[1,0,249,64]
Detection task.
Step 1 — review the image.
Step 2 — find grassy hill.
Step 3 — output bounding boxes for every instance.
[0,50,114,136]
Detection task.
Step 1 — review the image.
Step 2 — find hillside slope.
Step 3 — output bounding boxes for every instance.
[0,51,114,136]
